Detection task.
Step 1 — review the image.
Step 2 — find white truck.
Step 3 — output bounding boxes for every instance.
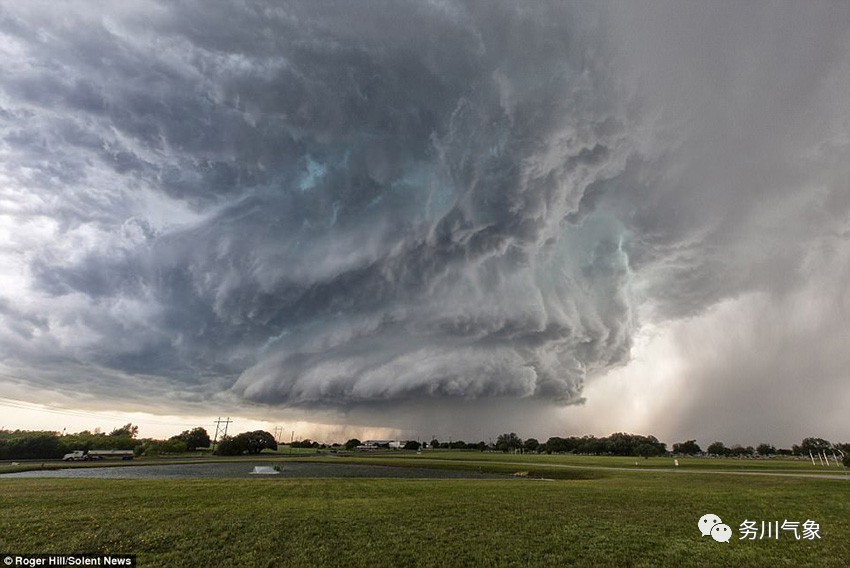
[62,450,134,461]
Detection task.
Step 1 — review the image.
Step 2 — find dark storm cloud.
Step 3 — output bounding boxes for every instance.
[0,1,633,409]
[1,1,849,438]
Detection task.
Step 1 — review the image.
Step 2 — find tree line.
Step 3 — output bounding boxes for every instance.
[673,437,850,458]
[0,424,211,460]
[1,426,848,466]
[494,432,667,457]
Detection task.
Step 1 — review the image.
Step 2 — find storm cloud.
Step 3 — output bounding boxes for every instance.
[1,2,849,441]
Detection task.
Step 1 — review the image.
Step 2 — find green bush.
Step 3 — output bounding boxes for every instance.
[0,431,63,460]
[136,439,188,456]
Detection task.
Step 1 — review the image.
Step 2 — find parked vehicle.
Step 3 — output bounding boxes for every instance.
[62,450,134,461]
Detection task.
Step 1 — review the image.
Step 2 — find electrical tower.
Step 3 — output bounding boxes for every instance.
[211,417,233,451]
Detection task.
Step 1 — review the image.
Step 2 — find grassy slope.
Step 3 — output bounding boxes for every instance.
[337,450,848,472]
[1,470,847,567]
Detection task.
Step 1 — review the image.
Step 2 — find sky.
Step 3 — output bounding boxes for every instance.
[1,2,848,447]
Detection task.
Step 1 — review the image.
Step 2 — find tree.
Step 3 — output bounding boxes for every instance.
[0,431,63,460]
[344,438,361,450]
[606,432,635,456]
[799,437,831,454]
[109,423,138,438]
[214,430,277,455]
[672,440,702,455]
[756,443,776,456]
[430,439,440,450]
[707,441,728,456]
[843,453,850,468]
[214,435,246,456]
[496,433,523,453]
[523,438,540,453]
[636,443,659,458]
[403,440,421,451]
[171,427,211,451]
[544,437,570,454]
[577,436,605,455]
[138,438,187,456]
[728,445,753,457]
[238,430,278,454]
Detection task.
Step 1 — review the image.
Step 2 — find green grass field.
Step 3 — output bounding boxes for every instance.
[1,454,848,567]
[313,450,850,475]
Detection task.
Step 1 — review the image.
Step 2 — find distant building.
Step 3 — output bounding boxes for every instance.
[357,440,409,450]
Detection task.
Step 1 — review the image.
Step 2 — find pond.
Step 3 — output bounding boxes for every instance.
[1,460,504,479]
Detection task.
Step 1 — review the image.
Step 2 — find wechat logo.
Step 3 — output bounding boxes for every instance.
[699,513,732,543]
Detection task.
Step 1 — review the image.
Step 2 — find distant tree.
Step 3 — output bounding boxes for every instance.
[577,436,606,455]
[707,441,728,456]
[523,438,540,453]
[599,433,665,457]
[403,440,421,451]
[343,439,361,450]
[430,439,440,450]
[138,438,187,456]
[171,427,211,451]
[756,443,776,456]
[215,431,277,455]
[63,429,137,451]
[214,435,246,456]
[799,437,831,454]
[239,431,278,454]
[109,423,139,438]
[606,433,634,456]
[635,443,660,458]
[476,441,487,452]
[544,437,569,454]
[0,431,62,460]
[496,433,523,453]
[728,445,753,457]
[843,453,850,468]
[672,440,702,455]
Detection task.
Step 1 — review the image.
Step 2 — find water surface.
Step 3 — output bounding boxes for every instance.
[2,460,503,479]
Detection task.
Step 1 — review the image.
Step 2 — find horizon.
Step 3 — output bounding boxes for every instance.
[0,396,840,451]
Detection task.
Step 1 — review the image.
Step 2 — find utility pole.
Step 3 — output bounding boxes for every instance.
[211,417,233,452]
[273,426,283,445]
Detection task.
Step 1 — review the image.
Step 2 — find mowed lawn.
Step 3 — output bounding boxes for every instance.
[328,449,849,473]
[1,469,848,567]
